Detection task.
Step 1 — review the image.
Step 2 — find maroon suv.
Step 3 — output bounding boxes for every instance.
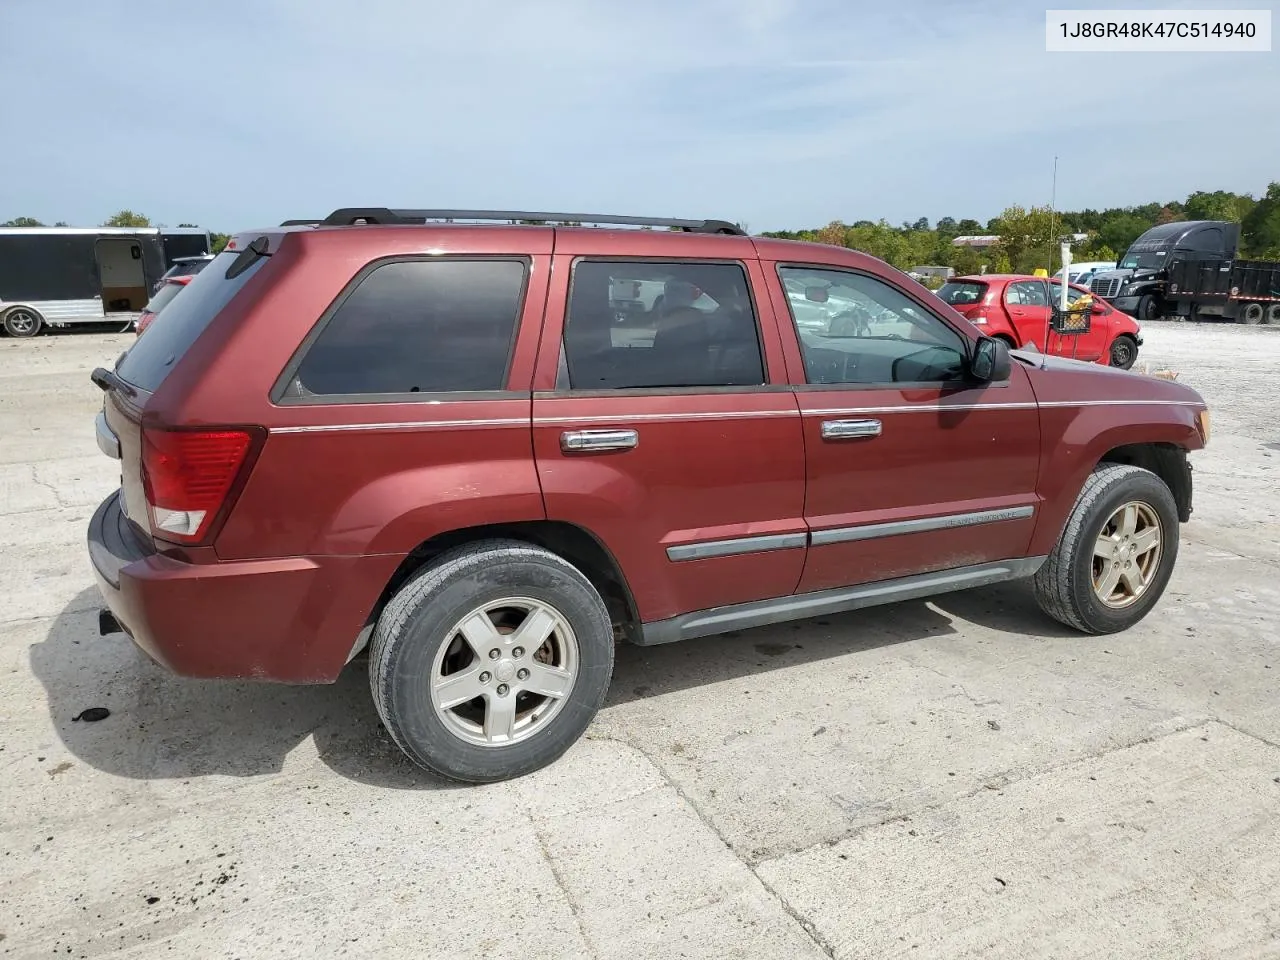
[88,208,1211,782]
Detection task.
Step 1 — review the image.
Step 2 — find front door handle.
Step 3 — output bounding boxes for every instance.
[560,428,639,452]
[821,418,882,440]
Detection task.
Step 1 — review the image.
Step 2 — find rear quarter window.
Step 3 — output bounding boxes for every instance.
[284,258,528,399]
[116,249,266,393]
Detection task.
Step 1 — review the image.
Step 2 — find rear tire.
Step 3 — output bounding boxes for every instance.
[993,333,1017,350]
[1242,302,1265,325]
[1034,464,1179,635]
[1136,295,1160,323]
[1109,334,1138,370]
[2,307,43,338]
[369,539,615,783]
[1267,304,1280,326]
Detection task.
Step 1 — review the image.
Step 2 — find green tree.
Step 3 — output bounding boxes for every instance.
[935,216,957,236]
[1097,213,1153,256]
[3,216,44,226]
[1184,190,1254,222]
[950,244,984,276]
[1242,182,1280,257]
[956,219,983,234]
[103,210,151,227]
[210,232,231,254]
[992,205,1057,274]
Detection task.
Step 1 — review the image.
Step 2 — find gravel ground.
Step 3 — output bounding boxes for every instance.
[0,323,1277,959]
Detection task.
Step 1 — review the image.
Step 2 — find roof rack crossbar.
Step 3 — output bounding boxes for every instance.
[317,207,745,235]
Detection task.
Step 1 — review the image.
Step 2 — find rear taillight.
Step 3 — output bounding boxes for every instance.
[140,426,262,543]
[135,311,154,336]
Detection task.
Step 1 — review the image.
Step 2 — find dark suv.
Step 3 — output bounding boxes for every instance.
[88,208,1210,782]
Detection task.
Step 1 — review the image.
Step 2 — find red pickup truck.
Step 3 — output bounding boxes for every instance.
[88,209,1210,782]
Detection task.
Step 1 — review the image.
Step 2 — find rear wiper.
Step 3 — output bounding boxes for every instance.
[90,366,137,397]
[225,235,271,280]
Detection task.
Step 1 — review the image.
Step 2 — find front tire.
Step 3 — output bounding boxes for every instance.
[369,539,615,783]
[1136,295,1160,323]
[3,307,43,338]
[1109,334,1138,370]
[1034,464,1179,634]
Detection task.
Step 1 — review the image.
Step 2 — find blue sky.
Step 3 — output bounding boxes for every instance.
[2,0,1276,233]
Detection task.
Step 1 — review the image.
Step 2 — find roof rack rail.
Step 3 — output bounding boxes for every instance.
[279,218,322,226]
[316,207,746,235]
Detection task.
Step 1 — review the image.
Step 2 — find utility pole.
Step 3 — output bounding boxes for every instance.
[1047,155,1059,277]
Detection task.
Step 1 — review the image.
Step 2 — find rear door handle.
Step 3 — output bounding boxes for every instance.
[560,428,639,452]
[821,418,882,440]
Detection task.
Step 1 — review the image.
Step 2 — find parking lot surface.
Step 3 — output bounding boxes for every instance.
[2,325,1277,959]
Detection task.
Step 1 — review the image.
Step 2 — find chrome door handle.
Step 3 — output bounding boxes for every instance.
[821,418,882,440]
[560,429,639,452]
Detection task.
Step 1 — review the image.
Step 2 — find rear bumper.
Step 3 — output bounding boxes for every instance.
[87,491,397,683]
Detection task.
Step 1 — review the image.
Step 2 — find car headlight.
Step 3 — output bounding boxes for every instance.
[1196,408,1211,445]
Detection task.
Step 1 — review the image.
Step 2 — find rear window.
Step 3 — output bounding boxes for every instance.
[165,259,210,279]
[936,281,987,306]
[116,249,266,392]
[142,281,185,314]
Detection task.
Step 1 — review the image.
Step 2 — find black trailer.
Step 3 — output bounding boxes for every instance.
[0,226,210,337]
[1166,258,1280,325]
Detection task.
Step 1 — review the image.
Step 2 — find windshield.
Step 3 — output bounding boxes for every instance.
[1119,247,1168,270]
[116,249,267,392]
[936,281,987,306]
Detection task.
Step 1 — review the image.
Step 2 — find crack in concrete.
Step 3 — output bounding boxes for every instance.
[752,717,1218,867]
[532,821,602,960]
[1210,717,1280,751]
[29,463,72,510]
[591,731,837,959]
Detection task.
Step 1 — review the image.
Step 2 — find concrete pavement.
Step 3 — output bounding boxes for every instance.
[1,324,1277,959]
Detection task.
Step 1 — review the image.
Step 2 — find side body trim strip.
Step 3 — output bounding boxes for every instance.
[809,505,1035,547]
[636,557,1047,646]
[666,532,807,562]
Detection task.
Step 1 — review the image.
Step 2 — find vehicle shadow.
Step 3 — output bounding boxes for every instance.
[606,577,1077,706]
[31,580,1073,787]
[29,589,452,790]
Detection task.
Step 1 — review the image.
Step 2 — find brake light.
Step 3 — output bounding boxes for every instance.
[135,311,154,336]
[968,313,989,325]
[140,427,261,543]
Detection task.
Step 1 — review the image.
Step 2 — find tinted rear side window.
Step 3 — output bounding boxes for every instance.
[563,260,763,389]
[116,249,266,393]
[143,281,185,314]
[936,281,987,306]
[289,258,527,398]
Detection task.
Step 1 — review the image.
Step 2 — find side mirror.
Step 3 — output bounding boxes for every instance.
[1091,302,1106,315]
[971,336,1011,382]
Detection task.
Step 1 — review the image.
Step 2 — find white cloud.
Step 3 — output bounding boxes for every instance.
[0,0,1275,230]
